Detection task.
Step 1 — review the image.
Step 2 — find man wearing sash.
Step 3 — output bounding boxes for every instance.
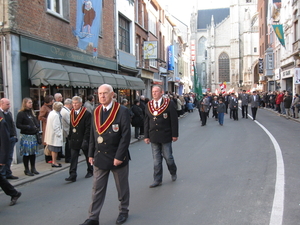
[65,96,92,182]
[144,85,178,188]
[80,84,131,225]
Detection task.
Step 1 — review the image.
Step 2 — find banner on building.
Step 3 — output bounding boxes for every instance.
[272,24,285,48]
[295,68,300,84]
[73,0,103,57]
[143,41,158,59]
[258,58,263,74]
[168,45,174,71]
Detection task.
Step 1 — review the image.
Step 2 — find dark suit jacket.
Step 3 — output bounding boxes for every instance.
[0,117,10,164]
[89,103,131,170]
[68,107,91,150]
[0,110,17,137]
[144,98,178,143]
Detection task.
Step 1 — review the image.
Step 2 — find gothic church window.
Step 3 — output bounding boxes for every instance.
[218,52,229,82]
[198,37,206,57]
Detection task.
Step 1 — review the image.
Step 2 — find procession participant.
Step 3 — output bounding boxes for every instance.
[0,116,21,206]
[65,96,92,182]
[0,98,18,179]
[80,84,131,225]
[144,85,178,188]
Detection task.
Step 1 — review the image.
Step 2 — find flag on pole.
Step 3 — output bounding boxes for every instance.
[219,82,227,94]
[272,24,285,48]
[193,62,203,101]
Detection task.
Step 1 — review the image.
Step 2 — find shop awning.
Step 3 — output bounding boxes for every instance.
[123,76,145,90]
[84,69,104,88]
[112,74,128,89]
[63,65,90,88]
[100,72,118,88]
[152,78,163,85]
[28,60,69,86]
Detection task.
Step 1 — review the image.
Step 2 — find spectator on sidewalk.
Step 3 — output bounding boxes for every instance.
[275,91,284,114]
[84,95,95,113]
[0,98,19,179]
[283,92,293,119]
[131,99,144,139]
[38,95,54,164]
[54,93,65,160]
[44,102,64,168]
[292,94,299,118]
[16,98,40,176]
[61,98,72,163]
[0,116,22,206]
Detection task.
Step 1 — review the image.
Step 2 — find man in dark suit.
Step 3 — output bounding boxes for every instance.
[0,117,21,206]
[249,91,260,120]
[240,90,249,118]
[144,85,178,188]
[65,96,93,182]
[80,84,131,225]
[0,98,18,179]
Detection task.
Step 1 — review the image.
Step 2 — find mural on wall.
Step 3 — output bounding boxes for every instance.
[73,0,103,57]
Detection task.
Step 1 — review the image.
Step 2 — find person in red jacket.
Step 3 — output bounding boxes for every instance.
[275,91,284,114]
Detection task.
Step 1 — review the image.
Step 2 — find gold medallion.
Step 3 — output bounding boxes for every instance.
[153,111,158,116]
[97,136,103,144]
[73,128,76,133]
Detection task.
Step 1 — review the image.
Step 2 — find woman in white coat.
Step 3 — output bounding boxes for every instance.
[44,102,63,167]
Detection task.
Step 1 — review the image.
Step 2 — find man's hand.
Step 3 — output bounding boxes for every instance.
[114,158,123,166]
[88,157,94,165]
[172,137,178,142]
[144,138,150,144]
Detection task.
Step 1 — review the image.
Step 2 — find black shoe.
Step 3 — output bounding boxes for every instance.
[85,172,93,178]
[79,219,99,225]
[58,154,65,158]
[65,176,76,182]
[31,168,40,175]
[116,213,128,225]
[10,192,21,206]
[6,175,19,179]
[52,164,62,168]
[149,182,162,188]
[171,174,177,181]
[24,170,34,176]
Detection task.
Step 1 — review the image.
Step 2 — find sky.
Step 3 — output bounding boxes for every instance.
[159,0,230,25]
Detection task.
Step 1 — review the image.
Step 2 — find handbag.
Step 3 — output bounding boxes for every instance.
[44,145,51,156]
[36,131,42,145]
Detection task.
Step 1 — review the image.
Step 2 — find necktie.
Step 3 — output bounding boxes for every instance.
[155,101,158,109]
[104,108,107,112]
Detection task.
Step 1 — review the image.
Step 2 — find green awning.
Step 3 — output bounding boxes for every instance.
[123,76,145,90]
[28,60,69,86]
[63,65,90,88]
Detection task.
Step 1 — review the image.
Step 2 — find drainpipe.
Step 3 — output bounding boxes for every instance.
[1,35,8,98]
[114,0,119,73]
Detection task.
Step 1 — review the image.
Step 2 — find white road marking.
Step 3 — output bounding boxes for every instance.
[247,115,284,225]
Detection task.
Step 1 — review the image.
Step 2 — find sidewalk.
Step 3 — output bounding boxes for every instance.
[262,107,300,123]
[9,127,140,187]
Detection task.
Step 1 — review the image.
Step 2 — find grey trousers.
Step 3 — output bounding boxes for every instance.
[88,164,130,221]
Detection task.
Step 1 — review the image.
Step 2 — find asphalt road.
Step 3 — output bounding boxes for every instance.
[1,108,300,225]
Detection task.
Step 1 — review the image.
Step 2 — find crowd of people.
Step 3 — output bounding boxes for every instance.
[0,86,299,223]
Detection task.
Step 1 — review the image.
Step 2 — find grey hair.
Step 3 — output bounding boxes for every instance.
[53,102,63,111]
[64,98,72,105]
[72,96,82,103]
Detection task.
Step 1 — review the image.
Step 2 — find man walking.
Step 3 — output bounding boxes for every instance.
[80,84,131,225]
[240,90,249,118]
[0,98,18,179]
[144,85,178,188]
[65,96,93,182]
[249,91,260,120]
[0,116,21,206]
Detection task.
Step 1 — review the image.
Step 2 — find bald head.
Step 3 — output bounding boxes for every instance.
[0,98,10,112]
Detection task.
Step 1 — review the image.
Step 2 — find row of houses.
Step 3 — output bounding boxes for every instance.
[259,0,300,94]
[0,0,191,119]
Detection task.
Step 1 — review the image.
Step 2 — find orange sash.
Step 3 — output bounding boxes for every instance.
[94,102,120,135]
[70,107,87,127]
[148,98,170,116]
